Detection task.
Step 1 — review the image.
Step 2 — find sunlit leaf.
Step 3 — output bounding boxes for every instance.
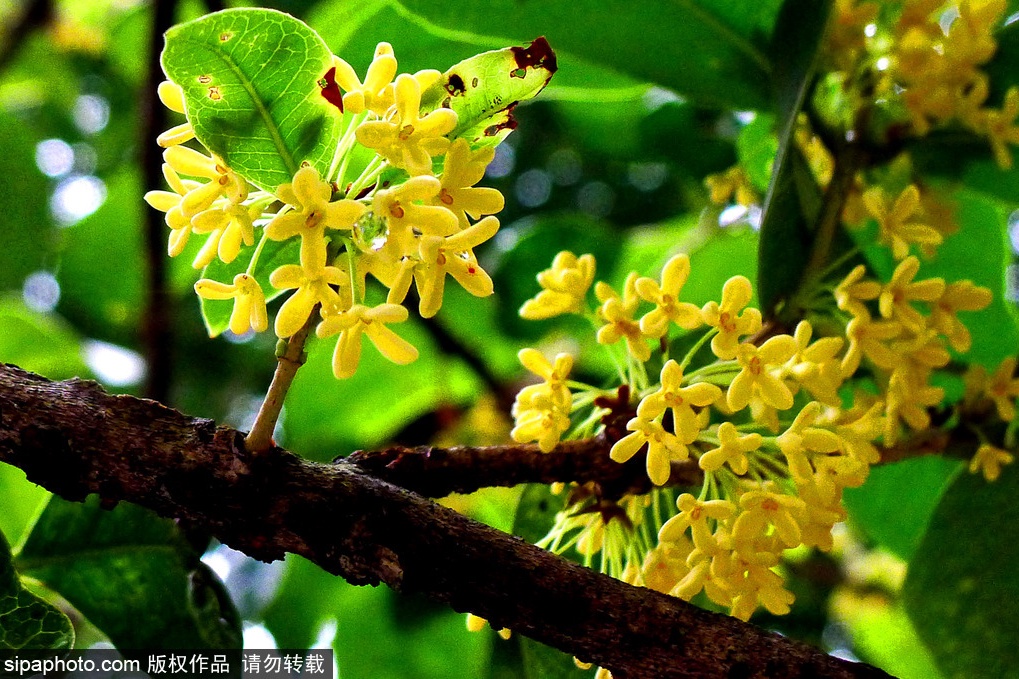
[162,8,344,192]
[419,39,557,148]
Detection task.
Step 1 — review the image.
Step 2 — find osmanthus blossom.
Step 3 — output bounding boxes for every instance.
[143,163,201,256]
[698,422,760,475]
[610,401,689,486]
[331,42,398,116]
[634,253,702,338]
[519,251,596,320]
[701,275,762,360]
[356,73,458,176]
[194,273,268,336]
[862,185,943,260]
[265,165,366,271]
[155,80,194,147]
[929,280,992,352]
[834,263,881,320]
[269,263,348,339]
[316,303,418,379]
[640,360,721,445]
[510,349,573,453]
[969,443,1015,481]
[411,215,500,318]
[431,139,505,232]
[877,255,945,331]
[595,273,652,362]
[727,335,799,412]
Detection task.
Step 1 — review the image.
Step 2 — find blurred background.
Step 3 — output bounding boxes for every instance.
[2,1,1017,677]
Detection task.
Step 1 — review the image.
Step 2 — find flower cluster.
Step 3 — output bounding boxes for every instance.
[827,0,1019,167]
[145,43,510,379]
[509,210,1004,633]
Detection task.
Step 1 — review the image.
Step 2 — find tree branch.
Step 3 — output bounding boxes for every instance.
[0,364,889,679]
[346,435,703,498]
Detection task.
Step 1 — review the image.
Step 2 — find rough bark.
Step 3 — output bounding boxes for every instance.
[0,364,891,679]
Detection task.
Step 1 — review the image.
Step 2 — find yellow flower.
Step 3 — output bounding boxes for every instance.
[511,349,573,453]
[191,201,260,267]
[732,483,807,549]
[331,43,398,116]
[969,443,1014,482]
[635,254,702,338]
[369,176,459,269]
[640,360,721,444]
[155,80,195,147]
[984,357,1019,421]
[642,540,694,595]
[929,280,992,352]
[610,410,688,486]
[841,316,903,376]
[785,321,845,406]
[316,303,418,379]
[431,139,505,231]
[704,166,757,206]
[702,276,762,360]
[727,335,798,411]
[862,185,943,260]
[595,274,652,362]
[776,402,844,483]
[266,166,366,271]
[143,163,201,257]
[519,251,596,320]
[878,256,945,331]
[834,264,881,320]
[977,87,1019,170]
[356,74,458,176]
[269,263,347,338]
[411,216,499,318]
[659,493,736,553]
[883,368,943,445]
[699,422,760,475]
[194,273,268,336]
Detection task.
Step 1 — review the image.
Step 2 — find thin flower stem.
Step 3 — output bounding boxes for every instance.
[245,308,319,454]
[245,229,272,277]
[679,328,718,373]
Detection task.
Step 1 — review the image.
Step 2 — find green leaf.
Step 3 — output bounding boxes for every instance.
[0,297,89,380]
[0,530,73,650]
[162,8,344,192]
[839,603,942,679]
[903,464,1019,679]
[16,496,241,651]
[0,110,54,294]
[396,0,780,110]
[199,236,300,337]
[419,39,557,147]
[843,457,962,561]
[756,0,832,315]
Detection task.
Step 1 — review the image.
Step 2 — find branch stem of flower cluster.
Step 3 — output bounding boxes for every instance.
[244,309,319,455]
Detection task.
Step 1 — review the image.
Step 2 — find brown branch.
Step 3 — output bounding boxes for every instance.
[0,364,889,679]
[346,435,703,498]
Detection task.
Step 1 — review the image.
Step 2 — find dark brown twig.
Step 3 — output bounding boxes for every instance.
[141,0,179,402]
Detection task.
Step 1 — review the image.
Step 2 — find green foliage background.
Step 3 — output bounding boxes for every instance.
[1,0,1018,676]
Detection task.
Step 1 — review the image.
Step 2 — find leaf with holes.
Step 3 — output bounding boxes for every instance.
[419,38,557,148]
[162,8,344,193]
